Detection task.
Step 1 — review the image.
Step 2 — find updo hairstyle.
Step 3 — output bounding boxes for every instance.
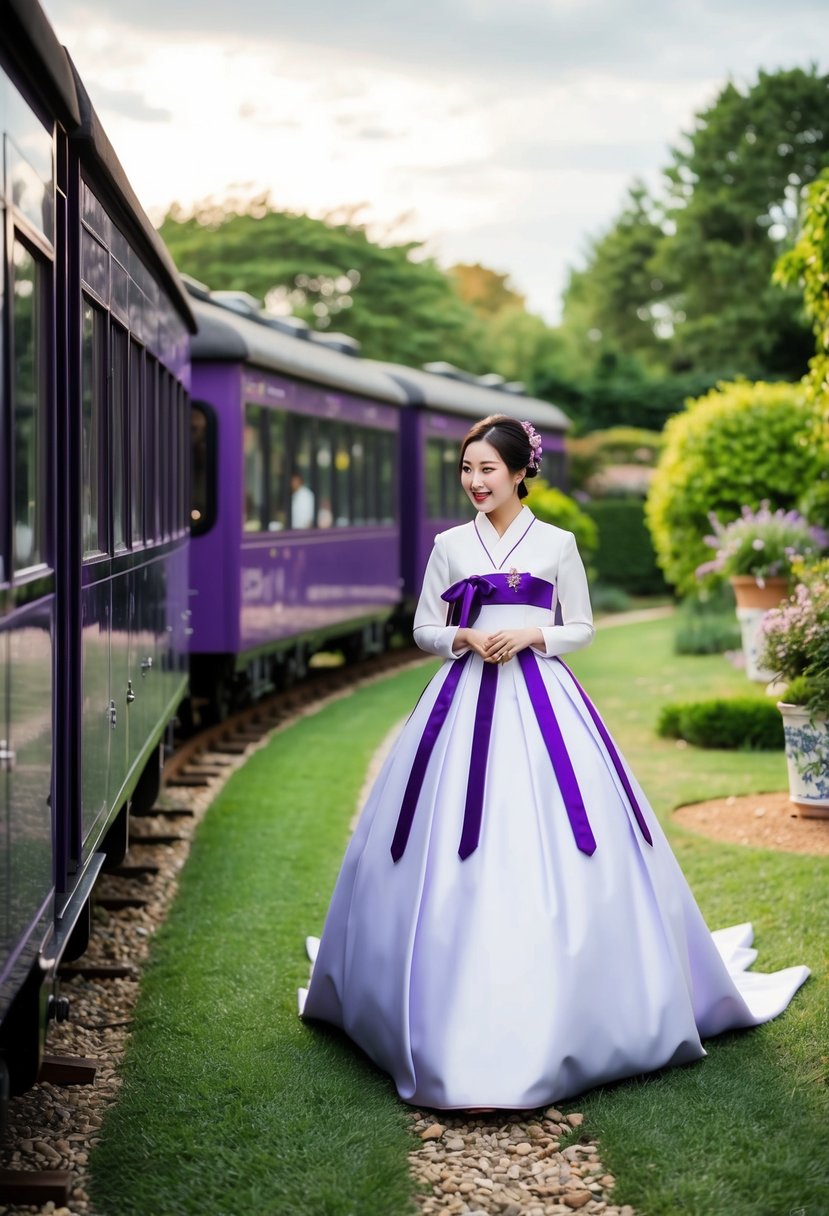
[458,414,538,500]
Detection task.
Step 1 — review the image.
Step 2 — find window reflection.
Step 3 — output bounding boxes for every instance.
[13,241,44,570]
[112,325,127,550]
[244,405,265,531]
[290,417,315,530]
[268,410,286,530]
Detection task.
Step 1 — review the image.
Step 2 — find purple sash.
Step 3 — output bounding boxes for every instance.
[390,575,652,861]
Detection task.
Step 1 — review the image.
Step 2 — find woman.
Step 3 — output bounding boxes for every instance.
[301,414,808,1111]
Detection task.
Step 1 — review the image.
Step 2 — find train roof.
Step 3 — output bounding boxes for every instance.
[1,0,195,332]
[188,283,572,430]
[375,363,571,432]
[188,288,410,406]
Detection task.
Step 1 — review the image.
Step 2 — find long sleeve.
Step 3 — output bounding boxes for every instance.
[412,534,462,660]
[535,531,595,658]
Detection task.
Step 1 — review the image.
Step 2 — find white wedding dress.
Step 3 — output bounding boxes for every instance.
[301,507,809,1110]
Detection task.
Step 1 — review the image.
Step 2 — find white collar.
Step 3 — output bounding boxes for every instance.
[473,506,536,570]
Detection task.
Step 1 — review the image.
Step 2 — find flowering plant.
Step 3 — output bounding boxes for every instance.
[760,559,829,714]
[695,503,828,585]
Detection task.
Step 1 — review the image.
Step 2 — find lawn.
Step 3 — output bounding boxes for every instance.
[90,617,828,1216]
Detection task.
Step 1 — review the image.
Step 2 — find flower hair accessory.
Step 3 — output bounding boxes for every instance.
[521,420,543,470]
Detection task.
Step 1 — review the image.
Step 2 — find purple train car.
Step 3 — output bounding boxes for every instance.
[383,362,571,608]
[0,0,194,1101]
[186,283,409,719]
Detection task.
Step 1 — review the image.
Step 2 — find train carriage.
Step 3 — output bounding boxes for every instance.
[0,0,194,1100]
[186,283,409,719]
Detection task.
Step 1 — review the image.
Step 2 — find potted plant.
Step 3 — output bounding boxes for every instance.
[760,560,829,816]
[696,504,828,681]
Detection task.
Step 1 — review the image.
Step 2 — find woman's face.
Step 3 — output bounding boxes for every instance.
[460,440,524,515]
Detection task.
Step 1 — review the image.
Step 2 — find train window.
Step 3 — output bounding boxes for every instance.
[378,431,395,524]
[12,240,46,571]
[351,430,367,526]
[81,301,105,557]
[332,424,351,527]
[289,416,315,530]
[162,373,172,541]
[179,388,189,535]
[190,401,216,536]
[243,405,265,531]
[129,341,144,545]
[267,409,287,531]
[11,243,45,573]
[315,420,334,530]
[425,439,443,519]
[111,324,128,551]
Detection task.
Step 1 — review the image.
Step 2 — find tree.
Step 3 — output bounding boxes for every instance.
[555,66,829,424]
[659,67,829,378]
[159,196,486,369]
[449,263,525,317]
[775,166,829,526]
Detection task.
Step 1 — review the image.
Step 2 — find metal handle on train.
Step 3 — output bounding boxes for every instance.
[0,740,15,772]
[126,681,136,704]
[108,701,117,729]
[141,656,153,674]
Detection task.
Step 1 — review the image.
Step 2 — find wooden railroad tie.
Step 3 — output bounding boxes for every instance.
[129,831,185,845]
[94,895,149,911]
[59,962,138,980]
[131,803,194,819]
[0,1170,71,1205]
[38,1054,98,1086]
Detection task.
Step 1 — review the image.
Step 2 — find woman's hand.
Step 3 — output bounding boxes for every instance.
[482,627,544,664]
[452,628,494,659]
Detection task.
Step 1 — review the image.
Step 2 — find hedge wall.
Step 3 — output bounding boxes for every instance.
[583,498,668,595]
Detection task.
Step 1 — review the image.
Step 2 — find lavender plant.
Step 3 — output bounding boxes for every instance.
[760,560,829,714]
[695,503,828,586]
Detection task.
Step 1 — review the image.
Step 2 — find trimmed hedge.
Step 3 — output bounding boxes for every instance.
[656,698,784,750]
[582,498,668,595]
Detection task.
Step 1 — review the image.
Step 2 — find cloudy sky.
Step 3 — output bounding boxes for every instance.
[41,0,828,320]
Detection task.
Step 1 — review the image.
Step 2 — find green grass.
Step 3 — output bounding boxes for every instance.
[92,619,828,1216]
[90,663,439,1216]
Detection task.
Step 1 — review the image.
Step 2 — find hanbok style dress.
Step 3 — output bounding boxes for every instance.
[301,507,809,1111]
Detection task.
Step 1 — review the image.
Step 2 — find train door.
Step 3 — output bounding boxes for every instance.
[79,298,112,853]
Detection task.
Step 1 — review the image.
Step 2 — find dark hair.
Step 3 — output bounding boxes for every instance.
[458,414,537,500]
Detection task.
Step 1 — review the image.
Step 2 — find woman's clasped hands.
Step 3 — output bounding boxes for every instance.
[453,627,545,663]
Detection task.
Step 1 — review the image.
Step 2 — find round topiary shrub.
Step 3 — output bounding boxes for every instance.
[645,379,823,594]
[656,698,784,750]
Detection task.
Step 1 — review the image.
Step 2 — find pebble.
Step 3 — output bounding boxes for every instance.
[422,1123,446,1140]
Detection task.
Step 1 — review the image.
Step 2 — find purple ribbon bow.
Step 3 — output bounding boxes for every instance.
[441,575,501,629]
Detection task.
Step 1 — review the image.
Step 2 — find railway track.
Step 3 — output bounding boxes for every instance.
[0,648,427,1215]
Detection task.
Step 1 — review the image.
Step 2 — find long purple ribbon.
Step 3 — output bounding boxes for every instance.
[391,652,471,861]
[517,650,597,856]
[459,662,498,858]
[557,659,653,846]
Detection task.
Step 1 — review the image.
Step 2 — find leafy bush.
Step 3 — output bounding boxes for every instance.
[673,585,741,654]
[645,379,824,594]
[590,584,633,614]
[525,480,598,560]
[582,498,668,594]
[656,698,784,749]
[568,427,665,490]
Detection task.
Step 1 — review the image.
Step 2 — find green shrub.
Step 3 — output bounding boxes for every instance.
[583,498,668,594]
[525,480,598,559]
[591,584,633,614]
[656,698,784,749]
[673,586,741,654]
[568,426,665,490]
[645,379,824,594]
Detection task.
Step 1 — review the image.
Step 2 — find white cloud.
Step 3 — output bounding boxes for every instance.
[40,0,829,320]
